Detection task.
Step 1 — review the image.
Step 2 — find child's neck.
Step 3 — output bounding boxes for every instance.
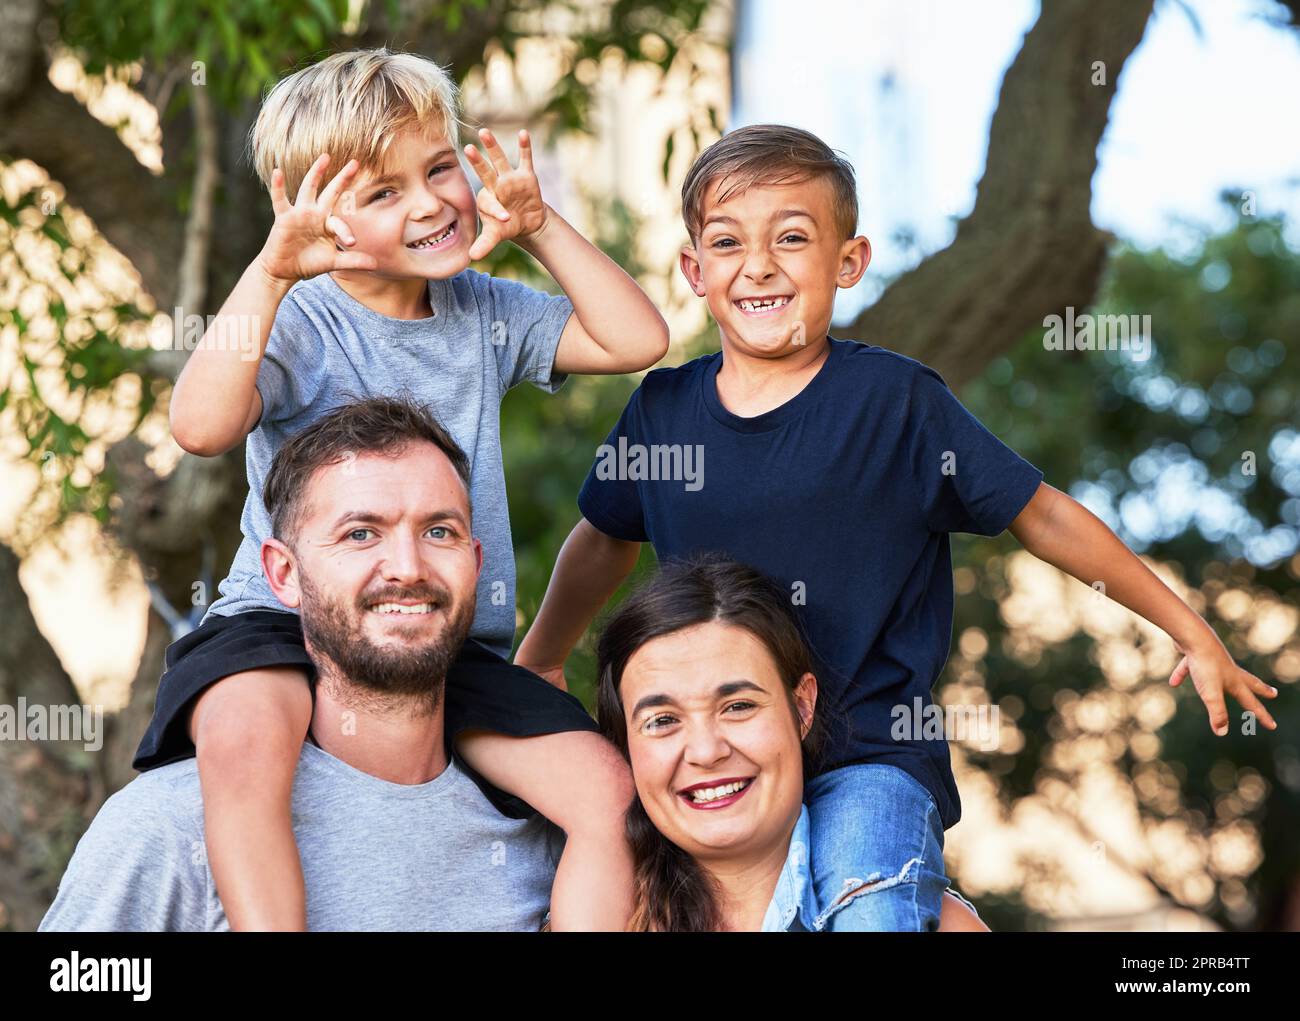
[330,271,435,320]
[715,336,830,418]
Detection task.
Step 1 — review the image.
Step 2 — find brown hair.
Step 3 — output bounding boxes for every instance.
[680,124,859,245]
[595,554,828,932]
[262,394,471,545]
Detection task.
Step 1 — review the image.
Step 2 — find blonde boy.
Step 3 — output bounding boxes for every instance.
[134,49,669,930]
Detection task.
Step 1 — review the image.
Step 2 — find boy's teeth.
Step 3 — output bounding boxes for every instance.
[738,296,790,311]
[408,223,456,249]
[370,602,434,614]
[689,780,749,803]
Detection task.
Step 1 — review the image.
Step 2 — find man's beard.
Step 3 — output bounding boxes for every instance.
[297,569,474,715]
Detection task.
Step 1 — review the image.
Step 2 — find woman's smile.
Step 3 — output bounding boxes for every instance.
[678,775,756,810]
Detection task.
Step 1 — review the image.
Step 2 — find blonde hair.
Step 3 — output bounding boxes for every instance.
[249,48,464,198]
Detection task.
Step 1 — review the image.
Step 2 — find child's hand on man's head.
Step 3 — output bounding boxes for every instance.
[257,153,379,284]
[463,127,551,261]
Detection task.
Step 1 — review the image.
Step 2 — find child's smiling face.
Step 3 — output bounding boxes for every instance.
[680,174,870,360]
[336,123,478,280]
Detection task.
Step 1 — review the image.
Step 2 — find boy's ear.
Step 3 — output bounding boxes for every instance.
[679,244,707,297]
[836,235,872,290]
[261,537,302,610]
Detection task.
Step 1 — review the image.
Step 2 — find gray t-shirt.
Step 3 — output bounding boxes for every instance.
[39,743,563,931]
[203,269,573,657]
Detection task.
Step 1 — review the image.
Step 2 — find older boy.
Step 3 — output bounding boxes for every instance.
[516,123,1278,930]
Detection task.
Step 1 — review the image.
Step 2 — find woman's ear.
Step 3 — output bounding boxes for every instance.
[793,672,818,739]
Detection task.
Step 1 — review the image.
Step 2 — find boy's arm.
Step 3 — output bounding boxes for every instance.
[517,210,669,375]
[1008,482,1279,734]
[169,262,286,455]
[514,517,642,688]
[171,155,376,456]
[464,128,669,375]
[455,729,636,931]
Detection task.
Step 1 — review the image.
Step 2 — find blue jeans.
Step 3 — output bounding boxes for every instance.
[804,763,949,931]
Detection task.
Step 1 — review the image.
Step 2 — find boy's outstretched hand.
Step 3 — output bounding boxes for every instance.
[258,153,379,283]
[464,127,550,261]
[1169,635,1279,736]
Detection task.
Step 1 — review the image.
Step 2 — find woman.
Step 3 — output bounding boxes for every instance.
[595,556,988,932]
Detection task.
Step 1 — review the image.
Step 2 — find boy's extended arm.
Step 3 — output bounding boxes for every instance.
[169,262,290,456]
[1008,482,1279,734]
[516,208,670,375]
[514,517,642,688]
[463,128,668,375]
[171,155,376,456]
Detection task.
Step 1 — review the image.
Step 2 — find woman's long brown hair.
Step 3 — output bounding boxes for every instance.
[595,555,829,932]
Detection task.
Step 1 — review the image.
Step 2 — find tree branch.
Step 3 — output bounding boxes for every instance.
[848,0,1157,389]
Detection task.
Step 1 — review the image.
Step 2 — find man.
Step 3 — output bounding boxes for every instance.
[41,397,576,931]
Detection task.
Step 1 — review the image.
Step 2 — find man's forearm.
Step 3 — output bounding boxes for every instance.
[1010,484,1217,652]
[515,517,641,676]
[170,258,292,455]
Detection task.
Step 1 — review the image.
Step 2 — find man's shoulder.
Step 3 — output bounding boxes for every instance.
[97,759,204,833]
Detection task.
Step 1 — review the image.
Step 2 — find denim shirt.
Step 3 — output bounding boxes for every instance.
[760,804,822,932]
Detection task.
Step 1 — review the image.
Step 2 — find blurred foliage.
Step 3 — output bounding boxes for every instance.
[57,0,354,109]
[949,198,1299,930]
[0,180,159,524]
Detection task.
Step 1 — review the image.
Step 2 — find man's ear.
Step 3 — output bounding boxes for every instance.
[472,536,484,577]
[836,235,872,289]
[793,672,819,740]
[679,244,707,297]
[261,537,302,609]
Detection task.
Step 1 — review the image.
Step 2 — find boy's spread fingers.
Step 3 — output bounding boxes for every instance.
[480,127,514,176]
[1168,657,1190,686]
[334,251,377,271]
[325,215,354,246]
[479,190,511,223]
[269,169,290,215]
[296,152,329,206]
[517,129,533,173]
[1245,670,1279,698]
[318,159,358,208]
[465,144,496,186]
[1238,689,1276,729]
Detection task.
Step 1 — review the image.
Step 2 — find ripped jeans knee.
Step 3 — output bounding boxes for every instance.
[813,856,947,932]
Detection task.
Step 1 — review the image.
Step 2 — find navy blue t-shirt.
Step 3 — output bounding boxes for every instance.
[577,337,1043,829]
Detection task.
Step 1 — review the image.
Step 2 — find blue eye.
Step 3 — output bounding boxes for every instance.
[427,525,450,539]
[348,528,372,541]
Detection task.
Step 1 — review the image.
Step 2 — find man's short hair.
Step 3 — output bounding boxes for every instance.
[249,47,464,199]
[680,124,859,246]
[263,396,472,545]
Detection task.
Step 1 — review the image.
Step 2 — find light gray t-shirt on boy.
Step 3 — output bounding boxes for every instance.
[39,742,564,931]
[203,269,573,656]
